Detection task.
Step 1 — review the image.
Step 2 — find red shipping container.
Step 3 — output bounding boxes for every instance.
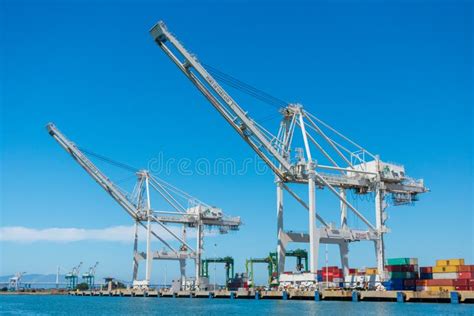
[349,269,358,274]
[416,280,428,286]
[469,279,474,287]
[420,267,433,273]
[458,265,474,272]
[324,266,340,272]
[453,279,469,286]
[458,272,473,279]
[455,286,469,291]
[386,265,416,272]
[427,279,454,286]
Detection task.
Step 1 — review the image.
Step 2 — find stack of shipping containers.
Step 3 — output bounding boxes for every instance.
[383,258,419,291]
[417,259,474,291]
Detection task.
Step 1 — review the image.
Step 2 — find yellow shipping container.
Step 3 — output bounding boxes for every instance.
[432,265,459,273]
[427,286,455,292]
[435,259,465,266]
[366,268,378,275]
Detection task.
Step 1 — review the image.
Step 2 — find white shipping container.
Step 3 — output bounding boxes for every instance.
[432,272,458,279]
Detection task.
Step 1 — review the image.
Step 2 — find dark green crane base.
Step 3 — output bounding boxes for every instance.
[201,257,234,288]
[246,249,308,287]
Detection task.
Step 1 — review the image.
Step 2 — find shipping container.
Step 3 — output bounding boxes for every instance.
[427,286,455,292]
[455,285,469,291]
[435,259,464,267]
[420,273,433,279]
[432,272,458,279]
[416,280,428,286]
[385,265,417,272]
[432,265,459,273]
[389,272,418,279]
[419,267,433,273]
[458,265,474,272]
[453,279,469,286]
[404,279,416,286]
[387,258,418,266]
[416,286,428,291]
[426,279,454,286]
[458,272,473,279]
[365,268,378,275]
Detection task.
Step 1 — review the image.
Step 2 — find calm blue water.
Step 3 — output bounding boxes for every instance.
[0,295,472,315]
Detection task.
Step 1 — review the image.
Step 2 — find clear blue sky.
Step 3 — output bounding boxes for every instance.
[1,0,472,284]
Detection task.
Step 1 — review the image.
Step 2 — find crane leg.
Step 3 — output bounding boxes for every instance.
[339,242,350,277]
[132,221,139,282]
[308,174,319,274]
[276,181,286,274]
[180,259,186,290]
[375,187,385,276]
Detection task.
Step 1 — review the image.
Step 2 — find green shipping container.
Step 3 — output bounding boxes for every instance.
[389,272,417,279]
[386,258,418,266]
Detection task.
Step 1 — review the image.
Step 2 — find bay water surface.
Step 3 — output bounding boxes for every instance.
[0,295,473,315]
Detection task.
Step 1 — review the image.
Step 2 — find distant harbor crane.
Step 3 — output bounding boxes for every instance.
[8,272,26,291]
[150,20,428,285]
[65,262,82,290]
[246,249,308,287]
[82,262,99,289]
[200,256,234,289]
[246,254,277,288]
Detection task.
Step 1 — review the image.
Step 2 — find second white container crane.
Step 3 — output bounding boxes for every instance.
[47,123,241,289]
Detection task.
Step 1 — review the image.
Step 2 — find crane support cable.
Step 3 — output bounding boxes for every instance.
[203,63,288,109]
[79,148,139,173]
[304,111,376,159]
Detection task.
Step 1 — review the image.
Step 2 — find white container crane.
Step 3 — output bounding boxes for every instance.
[47,123,241,289]
[149,21,428,283]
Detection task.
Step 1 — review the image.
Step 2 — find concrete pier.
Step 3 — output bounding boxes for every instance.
[213,290,232,298]
[68,289,474,304]
[177,291,192,298]
[320,290,352,301]
[287,289,317,300]
[359,290,398,302]
[235,289,254,299]
[260,290,284,299]
[459,291,474,303]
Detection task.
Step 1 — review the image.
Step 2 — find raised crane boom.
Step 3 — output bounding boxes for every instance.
[47,123,139,220]
[47,123,177,252]
[150,22,293,180]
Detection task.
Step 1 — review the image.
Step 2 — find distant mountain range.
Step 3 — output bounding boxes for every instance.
[0,274,129,287]
[0,274,66,284]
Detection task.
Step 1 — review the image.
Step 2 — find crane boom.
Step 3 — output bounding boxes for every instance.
[150,21,292,180]
[47,123,139,220]
[47,123,180,253]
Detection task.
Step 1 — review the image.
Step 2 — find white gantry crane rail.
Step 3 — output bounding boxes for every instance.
[47,123,241,289]
[149,21,428,282]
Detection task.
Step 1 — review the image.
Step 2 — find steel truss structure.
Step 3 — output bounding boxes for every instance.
[149,21,428,282]
[47,123,241,289]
